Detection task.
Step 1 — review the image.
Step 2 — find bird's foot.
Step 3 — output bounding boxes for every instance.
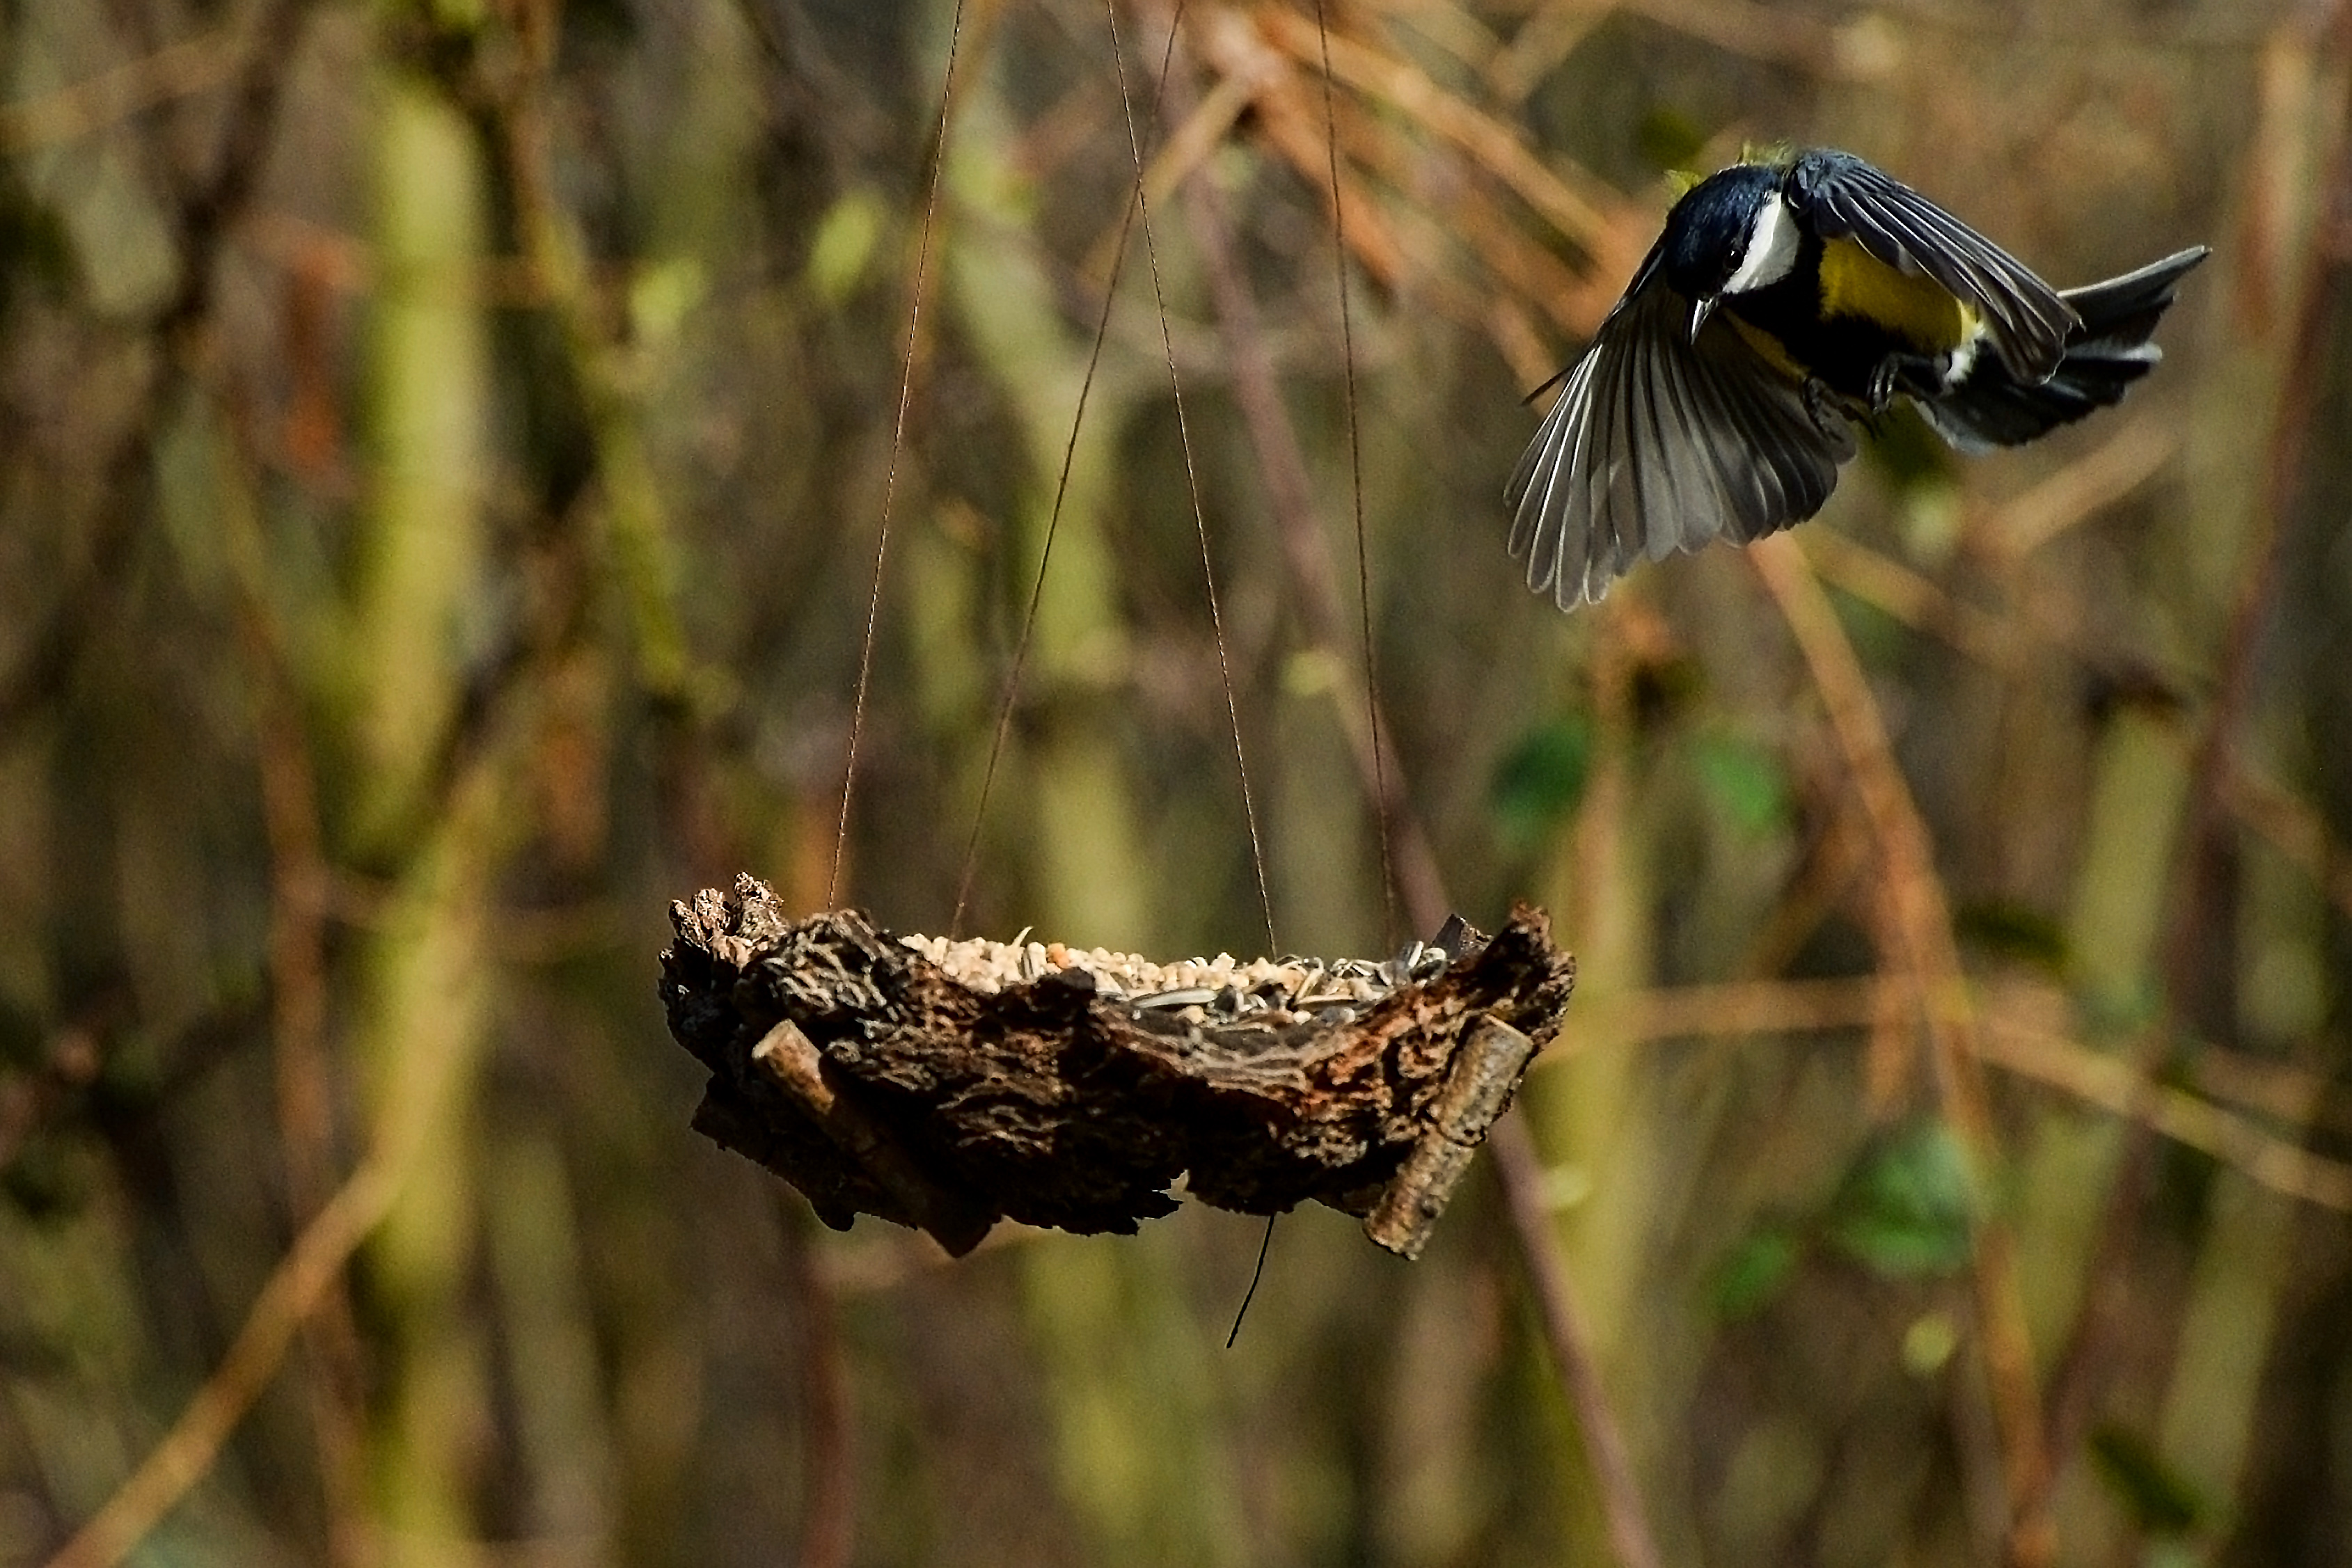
[1868,353,1948,409]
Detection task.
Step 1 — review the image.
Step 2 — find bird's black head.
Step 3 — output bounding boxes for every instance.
[1660,163,1791,336]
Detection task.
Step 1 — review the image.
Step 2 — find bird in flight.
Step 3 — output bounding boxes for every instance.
[1506,147,2208,609]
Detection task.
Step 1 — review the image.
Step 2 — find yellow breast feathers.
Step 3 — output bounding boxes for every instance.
[1817,237,1977,351]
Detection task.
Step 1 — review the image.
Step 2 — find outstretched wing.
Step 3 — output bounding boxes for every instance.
[1506,272,1857,610]
[1787,149,2077,382]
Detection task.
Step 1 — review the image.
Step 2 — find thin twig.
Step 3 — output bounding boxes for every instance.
[1547,978,2352,1207]
[1252,8,1618,255]
[41,1157,406,1568]
[776,1195,855,1568]
[1797,530,2023,674]
[1487,1117,1665,1568]
[1975,1021,2352,1214]
[1142,11,1658,1562]
[216,407,370,1565]
[1978,417,2178,560]
[2224,754,2352,930]
[1751,534,2053,1568]
[40,789,502,1568]
[0,26,249,151]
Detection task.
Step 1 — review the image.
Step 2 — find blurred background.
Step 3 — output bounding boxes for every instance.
[3,0,2350,1563]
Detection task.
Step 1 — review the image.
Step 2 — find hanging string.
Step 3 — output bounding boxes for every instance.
[949,4,1190,939]
[828,0,971,911]
[1105,0,1279,954]
[1226,1213,1278,1348]
[1311,0,1396,952]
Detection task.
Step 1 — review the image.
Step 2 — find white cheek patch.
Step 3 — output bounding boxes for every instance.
[1726,194,1800,294]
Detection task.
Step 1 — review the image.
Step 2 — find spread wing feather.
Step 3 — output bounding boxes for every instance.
[1787,149,2077,382]
[1505,274,1856,610]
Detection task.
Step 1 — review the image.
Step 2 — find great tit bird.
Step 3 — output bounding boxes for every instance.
[1506,147,2209,608]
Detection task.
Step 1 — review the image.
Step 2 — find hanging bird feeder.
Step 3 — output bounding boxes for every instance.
[661,876,1574,1260]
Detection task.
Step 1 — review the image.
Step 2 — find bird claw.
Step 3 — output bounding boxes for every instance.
[1868,353,1947,409]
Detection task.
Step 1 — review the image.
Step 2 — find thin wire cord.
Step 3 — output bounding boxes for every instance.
[1311,0,1396,951]
[1107,0,1277,953]
[1226,1212,1278,1348]
[828,0,970,911]
[949,7,1188,938]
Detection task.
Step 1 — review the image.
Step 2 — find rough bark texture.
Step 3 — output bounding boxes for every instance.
[661,876,1574,1258]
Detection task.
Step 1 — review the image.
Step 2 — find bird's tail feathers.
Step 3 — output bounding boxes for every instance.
[1919,245,2209,452]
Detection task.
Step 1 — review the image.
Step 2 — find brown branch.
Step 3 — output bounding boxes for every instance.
[1751,534,2053,1568]
[1976,417,2179,560]
[2224,754,2352,926]
[0,27,250,152]
[1250,7,1622,256]
[776,1195,855,1568]
[1613,0,1845,74]
[1131,10,1655,1562]
[218,416,370,1565]
[2188,1036,2352,1142]
[49,507,537,1568]
[0,1023,104,1174]
[1487,1117,1664,1568]
[1583,977,1890,1045]
[45,740,513,1568]
[1976,1020,2352,1214]
[1798,529,2023,675]
[2038,7,2352,1493]
[1544,977,2352,1206]
[44,1151,407,1568]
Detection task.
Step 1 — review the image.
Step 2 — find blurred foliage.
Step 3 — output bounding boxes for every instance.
[1490,712,1594,850]
[1824,1122,1975,1278]
[2,0,2351,1565]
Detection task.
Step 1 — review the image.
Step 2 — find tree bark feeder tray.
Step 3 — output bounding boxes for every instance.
[661,876,1574,1260]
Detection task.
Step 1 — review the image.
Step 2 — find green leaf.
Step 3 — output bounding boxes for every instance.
[1826,1123,1975,1278]
[1691,731,1790,839]
[2089,1425,2210,1537]
[1711,1228,1800,1320]
[1490,715,1594,850]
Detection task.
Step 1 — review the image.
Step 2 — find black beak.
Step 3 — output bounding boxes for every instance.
[1689,296,1717,343]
